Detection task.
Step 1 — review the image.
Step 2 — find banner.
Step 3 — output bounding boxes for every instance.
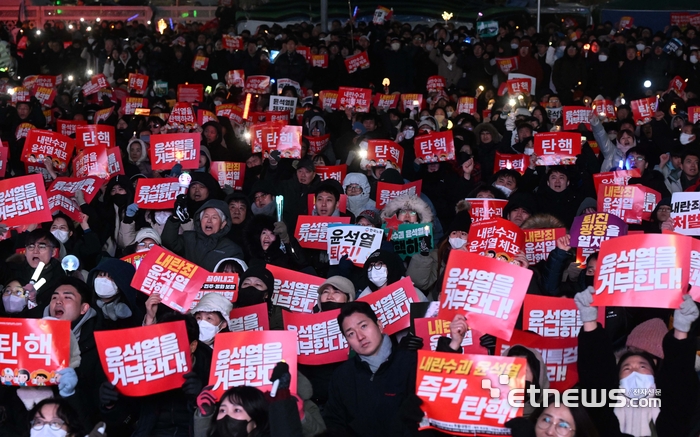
[337,87,372,113]
[426,75,446,93]
[305,134,331,156]
[150,133,200,171]
[283,309,349,365]
[0,318,71,386]
[413,318,488,354]
[135,178,180,210]
[190,273,239,310]
[177,84,204,103]
[365,139,403,168]
[670,192,700,236]
[561,106,592,131]
[127,73,149,94]
[34,86,56,107]
[229,303,269,332]
[244,76,271,94]
[276,125,303,159]
[495,152,527,175]
[465,198,508,223]
[82,74,108,96]
[456,96,476,115]
[438,250,532,340]
[357,277,420,335]
[495,57,519,74]
[592,169,640,194]
[376,180,421,210]
[73,146,124,180]
[216,104,245,125]
[268,265,324,313]
[269,96,298,120]
[400,93,423,111]
[533,132,581,165]
[209,331,297,396]
[523,228,566,266]
[318,90,338,110]
[209,162,245,190]
[373,93,399,111]
[315,164,347,183]
[506,78,531,96]
[570,212,627,264]
[373,5,392,24]
[130,246,209,312]
[414,131,455,163]
[689,106,700,124]
[95,322,191,396]
[23,129,75,172]
[630,97,657,125]
[168,103,197,129]
[597,184,659,224]
[593,234,690,309]
[56,119,88,138]
[225,69,245,88]
[344,51,370,74]
[294,216,352,250]
[94,107,114,124]
[390,223,433,259]
[47,177,101,221]
[467,218,525,262]
[522,295,588,338]
[311,54,328,68]
[327,224,384,266]
[0,174,52,227]
[222,35,244,50]
[416,350,526,435]
[76,125,114,151]
[496,329,578,391]
[593,98,617,121]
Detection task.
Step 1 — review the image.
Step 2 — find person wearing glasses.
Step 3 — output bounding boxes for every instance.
[147,116,164,135]
[342,173,375,217]
[1,279,27,316]
[506,401,600,437]
[27,398,85,437]
[624,146,671,198]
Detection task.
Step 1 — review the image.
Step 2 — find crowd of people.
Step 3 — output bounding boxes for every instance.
[0,8,700,437]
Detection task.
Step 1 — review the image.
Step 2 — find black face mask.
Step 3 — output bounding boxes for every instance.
[237,286,266,307]
[247,166,262,177]
[112,193,128,207]
[320,301,345,312]
[214,416,249,437]
[584,275,594,287]
[390,119,400,127]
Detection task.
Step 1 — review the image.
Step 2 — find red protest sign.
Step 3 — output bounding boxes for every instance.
[592,169,640,194]
[225,70,245,88]
[414,131,455,163]
[495,57,519,74]
[251,120,285,155]
[82,74,109,96]
[426,75,446,93]
[357,277,420,335]
[124,97,147,115]
[135,178,180,210]
[277,125,302,159]
[0,144,7,178]
[94,107,114,124]
[376,180,422,210]
[34,86,56,107]
[619,16,634,29]
[366,139,403,168]
[495,152,527,175]
[689,106,700,124]
[467,218,525,261]
[0,318,71,386]
[311,54,328,68]
[229,303,269,332]
[373,93,399,111]
[496,329,578,391]
[295,46,312,62]
[95,321,192,396]
[268,265,325,313]
[506,78,531,96]
[414,318,488,354]
[11,86,30,104]
[318,90,338,110]
[130,246,209,313]
[294,216,352,250]
[400,93,423,111]
[244,76,271,94]
[464,198,508,223]
[168,103,197,129]
[177,84,204,103]
[344,51,370,74]
[315,164,347,183]
[671,12,691,28]
[438,250,531,340]
[630,97,657,125]
[197,109,219,126]
[283,309,349,365]
[668,75,687,94]
[523,228,566,266]
[338,87,372,113]
[192,56,209,71]
[0,174,52,227]
[593,98,616,121]
[561,106,592,130]
[73,146,124,180]
[16,123,34,141]
[209,331,297,397]
[222,35,244,50]
[522,294,604,338]
[150,132,200,171]
[76,125,114,151]
[127,73,149,94]
[690,240,700,301]
[121,252,148,269]
[56,119,88,138]
[597,184,659,224]
[373,5,392,24]
[456,96,476,115]
[533,131,581,165]
[593,234,690,309]
[305,134,331,156]
[416,350,526,435]
[264,111,290,124]
[190,273,239,310]
[47,177,101,221]
[210,162,246,190]
[216,104,245,125]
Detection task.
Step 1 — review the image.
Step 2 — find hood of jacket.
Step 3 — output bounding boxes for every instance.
[343,172,372,215]
[194,199,233,240]
[87,258,139,307]
[521,213,565,230]
[243,214,282,260]
[502,344,550,417]
[381,194,433,224]
[127,137,149,165]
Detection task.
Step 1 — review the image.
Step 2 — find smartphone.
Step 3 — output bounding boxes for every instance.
[463,36,472,44]
[270,50,280,62]
[353,6,359,18]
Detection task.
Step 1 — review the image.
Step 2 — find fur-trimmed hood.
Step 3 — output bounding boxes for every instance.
[521,213,565,230]
[380,194,433,224]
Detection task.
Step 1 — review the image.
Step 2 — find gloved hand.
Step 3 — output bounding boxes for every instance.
[87,422,107,437]
[196,385,217,416]
[273,221,290,243]
[126,203,139,217]
[673,294,699,333]
[74,189,86,206]
[0,223,8,236]
[505,417,537,437]
[57,367,78,397]
[419,235,431,256]
[479,334,497,355]
[174,194,190,223]
[399,333,424,351]
[398,393,424,429]
[99,381,119,407]
[181,372,203,397]
[574,286,598,323]
[170,163,183,177]
[270,361,291,390]
[269,150,281,167]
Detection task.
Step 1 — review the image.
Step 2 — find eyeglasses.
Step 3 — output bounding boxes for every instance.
[26,243,52,251]
[345,184,363,194]
[369,262,386,270]
[628,156,645,162]
[31,419,66,431]
[657,206,672,212]
[137,242,156,249]
[149,123,161,128]
[3,287,25,297]
[536,416,575,436]
[397,209,417,216]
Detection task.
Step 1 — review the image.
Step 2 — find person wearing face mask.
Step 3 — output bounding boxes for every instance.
[2,279,28,316]
[472,122,505,180]
[551,42,587,105]
[357,250,428,301]
[428,42,463,88]
[587,48,619,98]
[575,286,699,437]
[87,258,144,330]
[383,36,415,93]
[47,212,100,271]
[26,399,90,437]
[342,173,376,216]
[95,176,143,257]
[589,110,636,172]
[396,119,420,181]
[236,264,278,323]
[190,293,232,347]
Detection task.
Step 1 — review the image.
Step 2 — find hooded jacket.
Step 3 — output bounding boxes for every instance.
[161,199,244,271]
[591,115,628,172]
[502,344,551,418]
[127,137,153,177]
[243,214,306,269]
[225,191,252,247]
[380,194,433,225]
[342,173,376,216]
[88,258,145,330]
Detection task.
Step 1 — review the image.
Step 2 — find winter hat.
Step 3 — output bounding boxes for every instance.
[250,179,276,199]
[515,108,532,118]
[576,197,597,216]
[190,172,224,200]
[352,122,367,135]
[317,276,356,303]
[457,152,472,166]
[213,257,249,273]
[503,193,537,218]
[362,249,407,291]
[378,168,405,185]
[135,227,162,246]
[358,210,382,228]
[239,264,275,293]
[190,293,232,328]
[296,156,315,172]
[447,210,472,235]
[625,318,667,359]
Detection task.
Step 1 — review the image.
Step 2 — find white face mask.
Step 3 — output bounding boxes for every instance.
[51,229,70,244]
[88,38,95,45]
[636,43,645,51]
[425,44,434,52]
[598,54,608,62]
[391,42,401,51]
[608,132,618,141]
[94,277,119,299]
[155,211,170,225]
[198,319,221,343]
[446,111,453,118]
[403,130,415,140]
[691,55,699,64]
[214,100,223,106]
[619,371,655,399]
[31,427,68,437]
[680,133,694,145]
[2,294,27,313]
[511,43,519,50]
[368,266,388,287]
[449,237,467,249]
[493,184,513,197]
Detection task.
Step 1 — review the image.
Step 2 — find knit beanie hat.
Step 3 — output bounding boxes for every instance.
[190,293,233,327]
[625,318,667,359]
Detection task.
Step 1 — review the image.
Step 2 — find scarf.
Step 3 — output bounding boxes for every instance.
[96,298,133,321]
[251,202,277,218]
[614,404,659,437]
[359,334,392,373]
